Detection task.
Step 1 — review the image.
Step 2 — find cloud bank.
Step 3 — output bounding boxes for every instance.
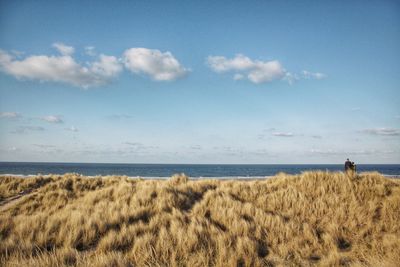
[0,44,323,87]
[0,44,189,88]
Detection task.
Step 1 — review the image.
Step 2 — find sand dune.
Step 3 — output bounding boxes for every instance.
[0,172,399,266]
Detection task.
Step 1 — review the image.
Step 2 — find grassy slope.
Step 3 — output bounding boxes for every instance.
[0,172,399,266]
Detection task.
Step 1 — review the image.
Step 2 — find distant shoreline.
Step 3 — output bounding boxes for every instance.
[1,173,399,179]
[1,163,399,178]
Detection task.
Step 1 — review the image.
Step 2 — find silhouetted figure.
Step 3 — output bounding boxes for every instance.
[344,158,352,172]
[351,162,357,173]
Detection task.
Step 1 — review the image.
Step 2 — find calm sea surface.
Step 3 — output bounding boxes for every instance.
[0,162,399,178]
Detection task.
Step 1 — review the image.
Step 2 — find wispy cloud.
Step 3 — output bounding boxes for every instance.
[33,144,56,149]
[361,128,400,136]
[311,135,322,139]
[310,148,397,156]
[0,146,19,152]
[52,42,75,56]
[107,114,133,120]
[11,126,45,134]
[0,43,123,88]
[302,70,326,80]
[272,132,294,137]
[65,126,78,132]
[123,48,190,81]
[41,115,63,123]
[0,111,21,119]
[122,142,157,151]
[123,142,143,146]
[207,54,326,85]
[84,46,96,56]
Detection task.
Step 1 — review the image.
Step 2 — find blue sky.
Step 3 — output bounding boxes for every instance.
[0,0,399,163]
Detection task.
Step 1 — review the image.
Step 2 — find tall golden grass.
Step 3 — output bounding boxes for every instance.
[0,171,399,266]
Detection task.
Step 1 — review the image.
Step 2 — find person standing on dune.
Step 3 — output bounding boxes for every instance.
[344,158,352,172]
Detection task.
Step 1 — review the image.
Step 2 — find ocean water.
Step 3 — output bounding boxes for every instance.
[0,162,399,178]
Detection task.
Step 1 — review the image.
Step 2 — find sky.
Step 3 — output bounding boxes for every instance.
[0,0,399,164]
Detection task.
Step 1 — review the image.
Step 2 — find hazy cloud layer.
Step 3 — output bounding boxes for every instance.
[123,48,190,81]
[33,144,56,149]
[0,112,21,119]
[107,114,133,120]
[65,126,78,132]
[362,128,400,136]
[310,148,397,156]
[207,54,326,84]
[122,142,158,151]
[11,126,45,134]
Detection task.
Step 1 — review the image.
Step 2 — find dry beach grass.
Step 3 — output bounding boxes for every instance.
[0,171,399,266]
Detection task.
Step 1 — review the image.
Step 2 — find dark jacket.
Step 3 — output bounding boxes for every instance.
[344,160,352,171]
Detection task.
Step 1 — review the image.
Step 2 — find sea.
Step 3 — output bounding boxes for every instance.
[0,162,399,178]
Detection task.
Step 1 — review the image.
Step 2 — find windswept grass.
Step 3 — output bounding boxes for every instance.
[0,172,399,266]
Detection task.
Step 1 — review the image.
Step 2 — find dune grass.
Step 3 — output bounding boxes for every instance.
[0,171,399,266]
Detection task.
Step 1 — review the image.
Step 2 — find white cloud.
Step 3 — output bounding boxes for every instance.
[65,126,78,132]
[247,61,285,84]
[41,115,63,123]
[91,54,122,78]
[362,128,400,136]
[302,70,326,80]
[0,111,21,118]
[272,132,294,137]
[207,54,254,72]
[207,54,326,85]
[52,42,75,56]
[207,54,285,84]
[123,48,189,81]
[0,45,122,88]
